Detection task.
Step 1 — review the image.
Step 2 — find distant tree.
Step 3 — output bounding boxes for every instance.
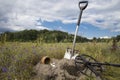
[92,37,97,45]
[116,35,120,42]
[111,38,118,51]
[0,33,7,44]
[97,38,101,42]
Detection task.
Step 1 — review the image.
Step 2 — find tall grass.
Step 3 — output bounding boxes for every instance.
[0,42,120,80]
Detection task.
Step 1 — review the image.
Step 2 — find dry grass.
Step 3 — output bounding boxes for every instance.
[0,42,120,80]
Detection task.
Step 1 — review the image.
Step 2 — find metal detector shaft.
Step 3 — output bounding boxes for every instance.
[91,62,120,67]
[71,1,88,58]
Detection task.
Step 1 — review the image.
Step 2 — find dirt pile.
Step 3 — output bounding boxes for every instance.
[32,59,86,80]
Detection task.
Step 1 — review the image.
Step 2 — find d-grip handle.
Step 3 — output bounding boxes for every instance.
[79,1,88,10]
[77,1,88,26]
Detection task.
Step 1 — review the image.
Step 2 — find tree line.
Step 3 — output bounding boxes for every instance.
[0,29,89,43]
[0,29,120,43]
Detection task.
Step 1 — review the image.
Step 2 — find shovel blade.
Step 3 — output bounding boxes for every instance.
[64,50,71,59]
[64,48,79,60]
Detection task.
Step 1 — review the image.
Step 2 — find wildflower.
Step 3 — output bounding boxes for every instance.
[2,67,7,72]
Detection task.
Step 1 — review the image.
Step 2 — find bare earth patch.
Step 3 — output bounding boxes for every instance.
[32,59,86,80]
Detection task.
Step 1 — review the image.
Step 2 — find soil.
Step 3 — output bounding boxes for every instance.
[32,58,86,80]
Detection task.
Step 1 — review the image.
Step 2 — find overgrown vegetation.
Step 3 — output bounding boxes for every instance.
[0,42,120,80]
[0,30,120,80]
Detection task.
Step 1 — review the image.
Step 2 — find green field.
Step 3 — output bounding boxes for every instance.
[0,42,120,80]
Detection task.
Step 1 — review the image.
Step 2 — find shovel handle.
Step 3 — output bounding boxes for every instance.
[71,1,88,58]
[79,1,88,10]
[77,1,88,26]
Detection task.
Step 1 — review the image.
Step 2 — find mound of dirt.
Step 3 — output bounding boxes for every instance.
[32,59,86,80]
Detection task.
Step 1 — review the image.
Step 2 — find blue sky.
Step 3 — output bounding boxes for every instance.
[0,0,120,39]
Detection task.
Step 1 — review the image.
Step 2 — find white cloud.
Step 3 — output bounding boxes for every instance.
[83,0,120,32]
[36,25,50,30]
[0,0,120,32]
[100,36,111,39]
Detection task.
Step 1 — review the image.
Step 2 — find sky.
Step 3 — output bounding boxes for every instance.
[0,0,120,39]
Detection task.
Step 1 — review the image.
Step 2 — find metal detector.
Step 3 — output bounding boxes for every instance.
[64,1,88,59]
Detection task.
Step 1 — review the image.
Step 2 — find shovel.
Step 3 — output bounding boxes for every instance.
[64,1,88,59]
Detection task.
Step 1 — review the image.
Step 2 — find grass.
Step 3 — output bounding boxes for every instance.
[0,42,120,80]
